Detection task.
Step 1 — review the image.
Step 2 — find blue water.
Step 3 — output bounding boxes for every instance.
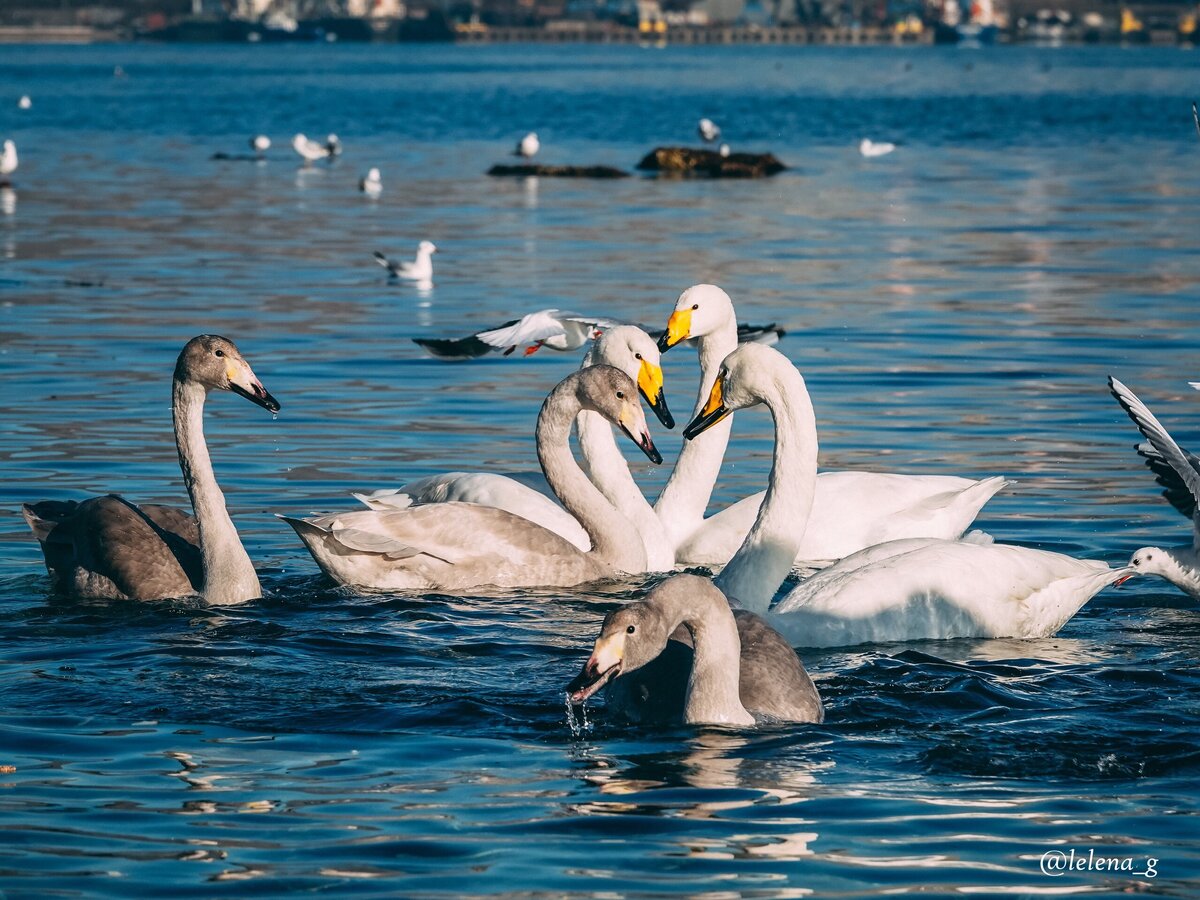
[2,43,1199,896]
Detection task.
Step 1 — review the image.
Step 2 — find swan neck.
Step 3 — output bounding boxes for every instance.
[663,590,750,725]
[715,369,817,614]
[538,386,646,573]
[654,319,739,547]
[173,379,261,604]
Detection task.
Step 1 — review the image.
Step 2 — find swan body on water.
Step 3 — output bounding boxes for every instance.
[567,574,823,726]
[681,343,1132,644]
[22,336,280,605]
[1109,376,1200,598]
[654,284,1006,566]
[283,366,662,592]
[359,326,677,570]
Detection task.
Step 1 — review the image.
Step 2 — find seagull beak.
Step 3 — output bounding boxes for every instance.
[227,360,280,413]
[657,308,692,353]
[637,360,674,429]
[1113,573,1134,587]
[683,376,730,441]
[617,402,662,464]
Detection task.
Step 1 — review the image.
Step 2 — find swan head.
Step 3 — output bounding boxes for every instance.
[682,343,793,441]
[567,578,701,704]
[417,240,437,255]
[594,325,673,429]
[657,284,734,353]
[567,575,725,704]
[1116,546,1171,585]
[175,335,280,413]
[569,365,662,464]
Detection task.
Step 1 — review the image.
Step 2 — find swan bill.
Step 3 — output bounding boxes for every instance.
[567,630,627,703]
[657,308,692,353]
[229,380,280,413]
[638,360,674,429]
[683,376,729,441]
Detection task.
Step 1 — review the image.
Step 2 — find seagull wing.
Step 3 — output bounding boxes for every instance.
[476,309,568,348]
[1110,376,1200,547]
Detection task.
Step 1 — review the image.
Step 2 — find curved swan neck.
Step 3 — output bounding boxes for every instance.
[538,385,646,573]
[654,318,739,547]
[714,365,818,615]
[173,379,261,604]
[658,586,751,725]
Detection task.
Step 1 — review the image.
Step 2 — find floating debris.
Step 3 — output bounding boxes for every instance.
[636,146,786,178]
[488,164,629,179]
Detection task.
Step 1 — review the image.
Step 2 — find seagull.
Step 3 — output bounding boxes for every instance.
[0,140,17,181]
[325,134,342,157]
[697,118,721,143]
[515,132,539,159]
[360,167,382,195]
[374,241,436,281]
[475,309,622,357]
[250,134,270,157]
[293,133,330,164]
[1109,376,1200,599]
[718,143,731,158]
[860,139,896,158]
[17,95,31,110]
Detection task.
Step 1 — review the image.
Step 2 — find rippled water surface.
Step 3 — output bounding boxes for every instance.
[1,43,1199,897]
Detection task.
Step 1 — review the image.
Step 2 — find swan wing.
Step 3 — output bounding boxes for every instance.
[355,472,589,551]
[772,541,1118,647]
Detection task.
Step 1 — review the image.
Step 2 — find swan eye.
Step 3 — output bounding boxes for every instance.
[626,625,636,634]
[616,390,625,399]
[215,349,225,358]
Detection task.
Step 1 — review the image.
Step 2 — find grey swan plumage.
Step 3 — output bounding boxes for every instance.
[22,335,279,604]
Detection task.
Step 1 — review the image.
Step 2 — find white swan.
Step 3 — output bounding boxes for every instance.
[358,326,676,570]
[374,241,436,281]
[282,365,662,592]
[1108,376,1200,598]
[22,336,280,605]
[654,284,1008,566]
[682,343,1133,644]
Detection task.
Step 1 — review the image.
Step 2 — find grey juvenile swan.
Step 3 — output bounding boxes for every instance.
[281,365,662,592]
[22,335,280,604]
[567,574,823,726]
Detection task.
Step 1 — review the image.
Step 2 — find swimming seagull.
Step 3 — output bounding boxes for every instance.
[515,132,539,159]
[0,140,17,182]
[250,135,270,158]
[1109,376,1200,599]
[697,118,721,143]
[17,95,31,110]
[326,134,342,157]
[859,139,896,157]
[718,143,731,158]
[374,241,436,281]
[475,309,622,357]
[360,167,382,195]
[292,133,330,164]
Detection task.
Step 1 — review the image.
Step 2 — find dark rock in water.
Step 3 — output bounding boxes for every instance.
[487,164,629,179]
[636,147,787,178]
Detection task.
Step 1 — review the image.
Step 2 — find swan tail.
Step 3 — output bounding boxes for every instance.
[351,490,414,511]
